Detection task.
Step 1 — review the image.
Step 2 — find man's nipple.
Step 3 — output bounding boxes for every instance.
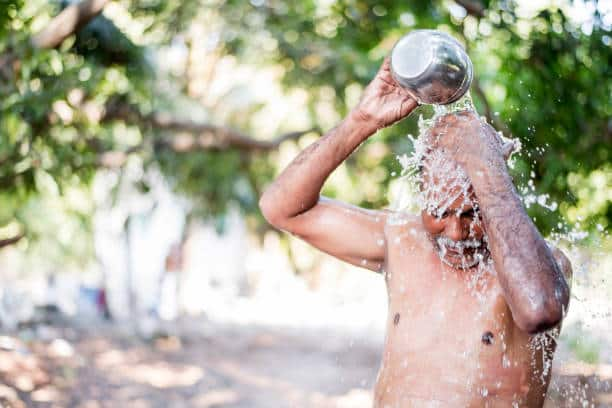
[482,331,494,345]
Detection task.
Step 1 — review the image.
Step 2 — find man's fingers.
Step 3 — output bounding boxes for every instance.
[487,123,519,160]
[502,140,519,159]
[381,55,391,69]
[373,56,391,77]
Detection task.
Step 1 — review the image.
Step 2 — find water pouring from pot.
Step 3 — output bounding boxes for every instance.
[390,29,473,105]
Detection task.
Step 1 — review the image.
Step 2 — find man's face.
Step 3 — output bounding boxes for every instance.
[420,170,488,270]
[413,111,497,269]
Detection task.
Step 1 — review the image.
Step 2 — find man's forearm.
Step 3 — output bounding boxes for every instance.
[466,154,570,333]
[259,112,378,225]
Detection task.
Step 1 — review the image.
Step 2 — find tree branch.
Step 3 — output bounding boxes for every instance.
[472,76,494,123]
[454,0,485,18]
[97,145,143,168]
[96,124,317,168]
[471,76,513,137]
[0,51,18,81]
[0,0,110,73]
[0,233,25,249]
[456,30,513,138]
[154,120,319,152]
[102,102,319,155]
[31,0,110,49]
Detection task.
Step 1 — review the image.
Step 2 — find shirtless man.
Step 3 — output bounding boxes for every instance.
[259,55,572,406]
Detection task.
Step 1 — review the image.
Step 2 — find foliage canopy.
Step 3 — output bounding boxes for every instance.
[0,0,609,268]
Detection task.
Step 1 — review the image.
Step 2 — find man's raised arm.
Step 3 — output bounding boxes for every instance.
[259,58,418,272]
[435,112,571,334]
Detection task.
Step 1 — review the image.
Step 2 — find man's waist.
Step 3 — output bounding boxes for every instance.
[375,363,535,400]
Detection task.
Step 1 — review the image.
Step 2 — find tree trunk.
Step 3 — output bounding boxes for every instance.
[32,0,110,49]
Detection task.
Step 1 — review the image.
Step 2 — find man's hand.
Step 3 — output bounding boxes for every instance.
[353,57,418,131]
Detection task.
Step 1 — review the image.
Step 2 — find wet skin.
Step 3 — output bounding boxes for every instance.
[379,156,570,406]
[375,206,570,407]
[259,55,572,406]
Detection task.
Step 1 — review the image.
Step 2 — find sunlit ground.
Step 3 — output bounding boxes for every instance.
[0,265,611,408]
[0,319,379,408]
[0,318,611,407]
[1,216,611,407]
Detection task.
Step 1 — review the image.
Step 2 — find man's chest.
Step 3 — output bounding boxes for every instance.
[385,229,524,349]
[379,224,557,403]
[384,238,550,377]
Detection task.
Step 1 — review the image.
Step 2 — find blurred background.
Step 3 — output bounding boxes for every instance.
[0,0,610,406]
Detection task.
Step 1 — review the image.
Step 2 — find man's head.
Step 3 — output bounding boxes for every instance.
[416,115,489,269]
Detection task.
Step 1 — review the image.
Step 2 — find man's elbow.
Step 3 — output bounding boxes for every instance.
[515,287,570,334]
[516,307,563,334]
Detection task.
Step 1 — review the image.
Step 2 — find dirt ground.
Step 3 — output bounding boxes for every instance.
[0,319,611,407]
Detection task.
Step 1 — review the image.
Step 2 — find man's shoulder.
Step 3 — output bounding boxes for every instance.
[383,211,430,242]
[384,211,424,228]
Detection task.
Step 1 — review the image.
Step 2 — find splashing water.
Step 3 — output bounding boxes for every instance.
[390,92,493,278]
[391,93,479,216]
[529,327,561,384]
[386,91,611,405]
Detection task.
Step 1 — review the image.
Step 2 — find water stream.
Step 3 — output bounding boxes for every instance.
[387,92,610,405]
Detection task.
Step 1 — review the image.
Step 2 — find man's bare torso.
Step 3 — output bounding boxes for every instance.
[374,216,557,407]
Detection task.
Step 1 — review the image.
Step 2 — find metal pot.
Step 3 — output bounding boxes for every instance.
[390,30,473,105]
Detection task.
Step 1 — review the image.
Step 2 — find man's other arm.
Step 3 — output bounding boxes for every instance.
[259,58,418,272]
[433,112,571,334]
[259,114,389,271]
